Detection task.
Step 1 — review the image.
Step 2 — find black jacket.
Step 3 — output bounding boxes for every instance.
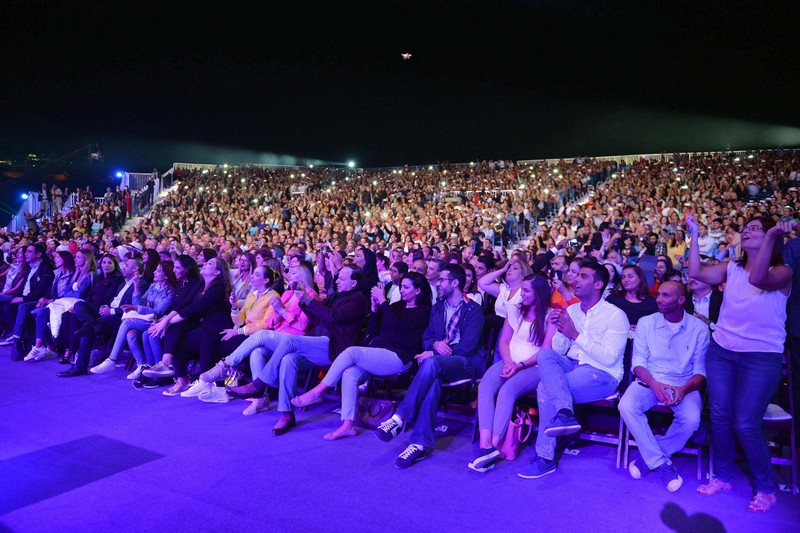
[684,289,723,327]
[10,261,56,303]
[301,289,370,362]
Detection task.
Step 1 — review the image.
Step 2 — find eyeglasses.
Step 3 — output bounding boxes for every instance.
[437,276,454,284]
[742,225,764,233]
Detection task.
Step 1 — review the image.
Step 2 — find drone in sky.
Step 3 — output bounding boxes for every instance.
[401,53,412,60]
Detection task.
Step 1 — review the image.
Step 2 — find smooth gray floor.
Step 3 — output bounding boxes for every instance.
[1,349,798,532]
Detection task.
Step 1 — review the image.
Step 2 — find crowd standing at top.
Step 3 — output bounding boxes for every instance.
[2,149,799,514]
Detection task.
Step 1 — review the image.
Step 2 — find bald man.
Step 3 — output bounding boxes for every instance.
[618,281,709,492]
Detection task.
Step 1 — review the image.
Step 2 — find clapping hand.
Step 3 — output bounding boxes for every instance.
[766,220,797,240]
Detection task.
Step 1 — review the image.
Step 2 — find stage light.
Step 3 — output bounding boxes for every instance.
[115,171,124,178]
[347,161,355,168]
[21,193,29,200]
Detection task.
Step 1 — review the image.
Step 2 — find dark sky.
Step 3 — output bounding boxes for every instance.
[2,0,800,174]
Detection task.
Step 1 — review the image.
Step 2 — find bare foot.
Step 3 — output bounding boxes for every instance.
[323,423,358,441]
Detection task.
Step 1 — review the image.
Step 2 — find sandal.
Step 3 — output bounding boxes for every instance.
[747,492,777,513]
[696,478,733,496]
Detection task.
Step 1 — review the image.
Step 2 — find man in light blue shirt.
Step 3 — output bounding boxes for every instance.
[619,280,709,492]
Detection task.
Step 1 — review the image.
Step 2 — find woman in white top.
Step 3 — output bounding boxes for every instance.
[478,258,533,318]
[470,274,556,472]
[687,214,794,512]
[478,258,534,362]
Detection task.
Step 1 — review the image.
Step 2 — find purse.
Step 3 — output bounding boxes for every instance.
[498,407,534,461]
[355,397,396,429]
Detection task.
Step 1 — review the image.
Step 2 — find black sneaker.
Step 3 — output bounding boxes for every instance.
[628,455,650,480]
[657,461,683,492]
[469,447,501,471]
[518,456,557,479]
[395,444,429,469]
[133,376,166,390]
[376,415,402,442]
[543,412,582,437]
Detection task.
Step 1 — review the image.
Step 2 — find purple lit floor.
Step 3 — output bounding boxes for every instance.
[1,349,798,532]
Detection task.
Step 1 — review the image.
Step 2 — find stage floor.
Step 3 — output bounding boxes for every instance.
[1,349,798,532]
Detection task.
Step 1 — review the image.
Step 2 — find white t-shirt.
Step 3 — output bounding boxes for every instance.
[506,308,549,363]
[494,283,522,318]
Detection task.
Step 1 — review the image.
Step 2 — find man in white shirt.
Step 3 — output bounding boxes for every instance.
[519,259,629,479]
[619,281,708,492]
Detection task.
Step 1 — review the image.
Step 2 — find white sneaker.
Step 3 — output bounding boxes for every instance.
[127,364,147,380]
[24,346,46,361]
[90,358,117,374]
[180,380,212,398]
[33,348,58,362]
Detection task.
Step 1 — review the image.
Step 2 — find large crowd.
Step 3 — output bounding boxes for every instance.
[2,149,799,513]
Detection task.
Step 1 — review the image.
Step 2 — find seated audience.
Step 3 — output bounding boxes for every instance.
[375,264,485,469]
[619,281,708,492]
[291,272,432,440]
[471,273,555,472]
[518,260,629,479]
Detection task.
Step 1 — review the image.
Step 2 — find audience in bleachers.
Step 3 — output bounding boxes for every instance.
[2,149,799,512]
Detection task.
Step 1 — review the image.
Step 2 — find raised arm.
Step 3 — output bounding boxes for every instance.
[748,221,795,292]
[686,213,727,286]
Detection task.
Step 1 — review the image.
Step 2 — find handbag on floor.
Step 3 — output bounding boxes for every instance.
[356,397,395,429]
[498,407,533,460]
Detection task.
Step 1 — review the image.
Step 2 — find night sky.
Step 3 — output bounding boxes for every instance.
[2,0,800,176]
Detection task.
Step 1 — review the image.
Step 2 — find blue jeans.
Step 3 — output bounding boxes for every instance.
[534,348,618,461]
[478,360,541,439]
[141,331,164,366]
[222,329,293,384]
[109,319,152,364]
[706,339,782,493]
[396,355,475,448]
[264,334,330,413]
[619,382,702,469]
[12,301,36,337]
